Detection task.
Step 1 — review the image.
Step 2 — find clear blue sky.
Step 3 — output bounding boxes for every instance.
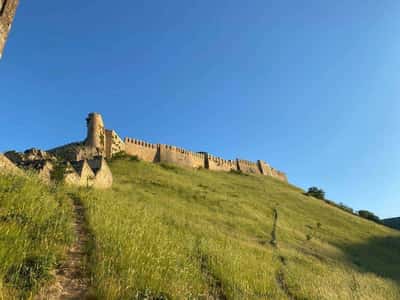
[1,1,399,218]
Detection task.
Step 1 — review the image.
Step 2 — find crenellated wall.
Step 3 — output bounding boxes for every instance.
[158,145,205,169]
[124,138,158,162]
[123,137,287,182]
[237,159,262,175]
[43,113,288,183]
[204,153,238,172]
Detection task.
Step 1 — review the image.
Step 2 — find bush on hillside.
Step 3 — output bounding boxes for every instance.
[358,210,381,224]
[337,202,354,214]
[306,187,325,200]
[230,169,247,176]
[108,152,139,162]
[50,160,67,184]
[323,199,355,215]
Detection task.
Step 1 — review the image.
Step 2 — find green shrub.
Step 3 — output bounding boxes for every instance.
[229,169,247,176]
[108,152,139,162]
[358,210,381,224]
[50,161,67,184]
[305,187,325,200]
[159,163,179,171]
[337,203,354,214]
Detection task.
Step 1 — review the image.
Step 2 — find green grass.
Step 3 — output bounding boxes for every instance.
[72,158,400,299]
[0,173,74,299]
[2,158,399,299]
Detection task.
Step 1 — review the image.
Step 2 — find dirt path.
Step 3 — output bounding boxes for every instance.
[37,198,90,300]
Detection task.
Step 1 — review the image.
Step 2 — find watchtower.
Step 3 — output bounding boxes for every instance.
[85,113,106,155]
[0,0,19,59]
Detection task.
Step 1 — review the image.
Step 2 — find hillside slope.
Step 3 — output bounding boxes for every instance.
[74,158,400,300]
[383,217,400,230]
[0,174,74,299]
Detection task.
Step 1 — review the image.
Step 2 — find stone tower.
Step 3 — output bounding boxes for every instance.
[85,113,106,155]
[0,0,19,59]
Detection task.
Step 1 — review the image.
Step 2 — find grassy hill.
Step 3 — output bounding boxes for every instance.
[1,158,400,299]
[0,174,74,299]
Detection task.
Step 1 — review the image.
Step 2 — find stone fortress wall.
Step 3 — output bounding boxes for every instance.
[95,112,287,182]
[0,0,18,59]
[158,144,205,169]
[124,138,158,162]
[0,112,288,186]
[205,154,237,172]
[237,159,262,175]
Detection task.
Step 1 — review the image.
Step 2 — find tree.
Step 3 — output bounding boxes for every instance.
[306,187,325,200]
[358,210,381,224]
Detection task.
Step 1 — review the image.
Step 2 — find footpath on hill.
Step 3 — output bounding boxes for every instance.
[37,195,90,300]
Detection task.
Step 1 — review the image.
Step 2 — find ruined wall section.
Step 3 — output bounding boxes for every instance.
[0,0,18,59]
[105,130,125,159]
[124,138,158,162]
[275,170,288,182]
[49,142,98,161]
[270,168,288,182]
[64,162,81,186]
[257,160,272,176]
[237,159,262,175]
[158,145,205,169]
[0,153,22,174]
[87,157,113,189]
[204,153,237,172]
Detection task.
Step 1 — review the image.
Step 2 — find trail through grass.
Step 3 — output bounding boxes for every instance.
[74,158,400,299]
[37,194,90,299]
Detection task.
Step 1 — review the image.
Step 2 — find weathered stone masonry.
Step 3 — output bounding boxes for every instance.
[0,113,288,185]
[0,0,18,59]
[2,149,113,189]
[81,113,288,182]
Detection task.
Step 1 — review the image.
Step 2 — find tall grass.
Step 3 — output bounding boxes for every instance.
[0,173,74,299]
[75,159,400,299]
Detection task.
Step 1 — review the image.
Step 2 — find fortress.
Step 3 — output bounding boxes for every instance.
[1,113,288,187]
[0,0,18,59]
[50,113,288,182]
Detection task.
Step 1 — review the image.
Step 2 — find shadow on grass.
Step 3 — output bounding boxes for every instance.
[338,236,400,283]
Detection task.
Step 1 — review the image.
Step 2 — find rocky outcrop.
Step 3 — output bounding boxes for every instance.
[0,153,23,175]
[3,149,113,188]
[87,157,113,189]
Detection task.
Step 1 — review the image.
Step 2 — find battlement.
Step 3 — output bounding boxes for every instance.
[158,144,205,168]
[125,137,157,149]
[21,113,288,183]
[124,137,158,162]
[2,113,288,183]
[203,153,237,172]
[117,119,288,181]
[160,144,205,159]
[237,159,262,175]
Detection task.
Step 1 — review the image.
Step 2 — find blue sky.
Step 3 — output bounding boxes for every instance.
[1,1,400,218]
